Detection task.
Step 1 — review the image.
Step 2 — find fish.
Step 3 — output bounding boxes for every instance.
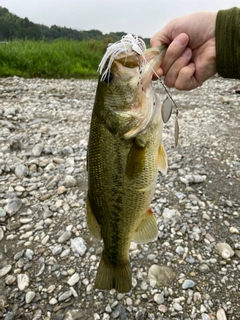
[86,34,168,293]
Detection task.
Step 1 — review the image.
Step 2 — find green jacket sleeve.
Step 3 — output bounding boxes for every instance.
[216,7,240,79]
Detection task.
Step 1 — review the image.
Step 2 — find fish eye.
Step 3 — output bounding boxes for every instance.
[103,72,113,85]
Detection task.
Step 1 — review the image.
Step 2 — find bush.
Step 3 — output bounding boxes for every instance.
[0,39,109,78]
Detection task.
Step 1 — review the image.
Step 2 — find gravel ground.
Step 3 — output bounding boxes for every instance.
[0,76,239,320]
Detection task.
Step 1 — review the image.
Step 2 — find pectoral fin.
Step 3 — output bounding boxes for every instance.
[158,143,168,175]
[125,141,146,179]
[86,195,102,240]
[132,208,158,243]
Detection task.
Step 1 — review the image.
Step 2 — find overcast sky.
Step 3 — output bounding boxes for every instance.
[1,0,239,38]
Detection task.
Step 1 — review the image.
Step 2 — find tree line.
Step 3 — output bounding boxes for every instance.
[0,6,149,44]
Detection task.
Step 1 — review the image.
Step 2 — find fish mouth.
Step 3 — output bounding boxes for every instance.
[114,45,167,91]
[140,45,167,91]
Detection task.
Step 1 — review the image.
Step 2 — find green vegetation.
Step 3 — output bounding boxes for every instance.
[0,6,150,78]
[0,6,149,43]
[0,39,111,78]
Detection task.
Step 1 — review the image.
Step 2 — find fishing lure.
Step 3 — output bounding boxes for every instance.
[98,34,179,147]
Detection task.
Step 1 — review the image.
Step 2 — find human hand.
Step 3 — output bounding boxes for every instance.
[150,12,217,90]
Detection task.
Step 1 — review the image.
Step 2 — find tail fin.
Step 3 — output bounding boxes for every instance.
[95,255,132,293]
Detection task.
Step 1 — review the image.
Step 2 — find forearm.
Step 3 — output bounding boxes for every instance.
[216,7,240,79]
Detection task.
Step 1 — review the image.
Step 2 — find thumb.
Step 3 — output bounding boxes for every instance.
[150,26,173,47]
[150,33,167,47]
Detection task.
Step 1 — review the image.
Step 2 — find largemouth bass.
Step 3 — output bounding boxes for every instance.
[87,35,168,293]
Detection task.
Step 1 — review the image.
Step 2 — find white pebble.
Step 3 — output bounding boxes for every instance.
[25,291,35,303]
[17,274,30,291]
[67,273,80,286]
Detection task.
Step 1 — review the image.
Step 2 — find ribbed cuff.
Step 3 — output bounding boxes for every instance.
[216,7,240,79]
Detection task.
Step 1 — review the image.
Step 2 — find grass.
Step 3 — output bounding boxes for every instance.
[0,39,110,78]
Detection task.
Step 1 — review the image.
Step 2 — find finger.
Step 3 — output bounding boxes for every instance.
[150,31,170,47]
[161,33,189,74]
[164,47,192,87]
[174,63,199,90]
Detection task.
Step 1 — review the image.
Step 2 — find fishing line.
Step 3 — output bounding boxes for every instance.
[98,34,180,146]
[133,45,180,147]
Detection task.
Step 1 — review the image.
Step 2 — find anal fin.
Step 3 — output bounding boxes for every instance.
[86,195,102,240]
[132,208,158,243]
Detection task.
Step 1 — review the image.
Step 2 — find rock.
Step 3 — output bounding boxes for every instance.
[15,164,28,179]
[4,107,16,116]
[136,309,147,320]
[0,295,8,309]
[57,185,67,194]
[0,265,12,278]
[17,274,30,291]
[180,174,207,185]
[216,308,227,320]
[173,302,183,311]
[25,249,34,260]
[4,312,15,320]
[162,208,181,222]
[5,275,16,285]
[0,227,4,241]
[32,144,44,156]
[58,230,72,243]
[176,245,184,256]
[182,279,195,289]
[64,175,77,188]
[58,290,72,301]
[202,313,211,320]
[158,304,168,313]
[25,291,35,303]
[229,226,239,234]
[216,243,234,259]
[199,264,210,273]
[67,273,80,286]
[0,207,6,218]
[153,293,165,304]
[148,265,176,287]
[49,297,58,305]
[4,197,22,216]
[70,237,87,256]
[51,244,62,255]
